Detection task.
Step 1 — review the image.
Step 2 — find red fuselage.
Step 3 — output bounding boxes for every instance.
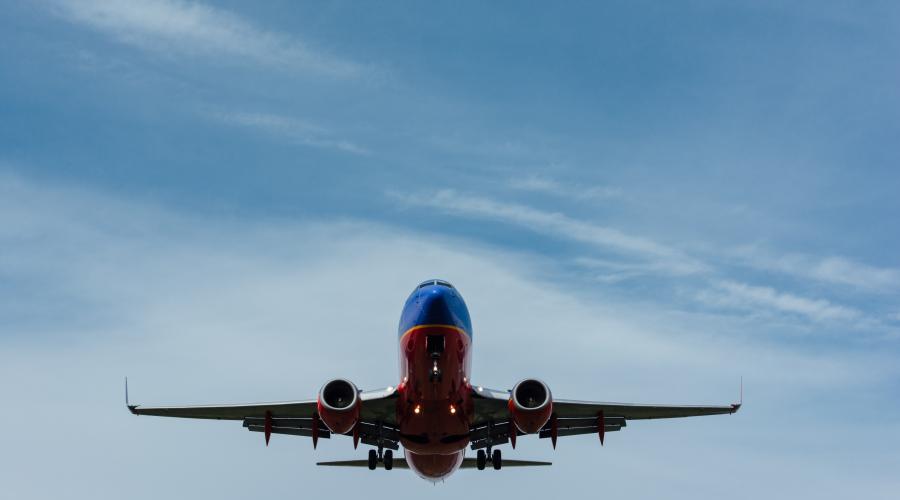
[394,281,474,480]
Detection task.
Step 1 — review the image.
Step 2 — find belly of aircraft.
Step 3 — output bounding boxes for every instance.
[397,325,473,456]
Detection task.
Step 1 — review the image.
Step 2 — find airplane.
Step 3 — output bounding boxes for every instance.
[127,279,741,482]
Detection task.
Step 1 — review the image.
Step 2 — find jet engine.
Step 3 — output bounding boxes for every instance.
[317,378,360,434]
[508,378,552,434]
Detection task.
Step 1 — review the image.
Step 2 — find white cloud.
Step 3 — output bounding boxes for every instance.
[51,0,363,78]
[734,246,900,293]
[509,175,622,201]
[572,256,676,283]
[212,111,370,155]
[698,280,862,323]
[393,189,708,276]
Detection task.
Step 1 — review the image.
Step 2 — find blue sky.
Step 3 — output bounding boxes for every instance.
[1,0,899,497]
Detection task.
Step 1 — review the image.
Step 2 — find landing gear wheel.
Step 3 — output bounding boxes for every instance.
[492,449,502,470]
[368,449,377,470]
[476,449,486,470]
[384,449,394,470]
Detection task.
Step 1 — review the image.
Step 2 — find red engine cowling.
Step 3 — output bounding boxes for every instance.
[317,379,360,434]
[508,379,552,434]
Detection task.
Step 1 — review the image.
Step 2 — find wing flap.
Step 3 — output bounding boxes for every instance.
[460,458,551,468]
[539,425,622,439]
[246,425,332,439]
[317,459,409,469]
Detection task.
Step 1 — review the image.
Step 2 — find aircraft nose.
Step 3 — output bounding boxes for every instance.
[416,288,458,327]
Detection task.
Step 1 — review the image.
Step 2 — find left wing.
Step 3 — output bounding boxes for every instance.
[127,381,400,448]
[470,386,740,448]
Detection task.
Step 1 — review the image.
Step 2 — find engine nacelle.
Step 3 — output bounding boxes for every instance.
[317,378,360,434]
[508,379,552,434]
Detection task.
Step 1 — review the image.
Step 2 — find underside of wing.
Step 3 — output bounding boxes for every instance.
[127,381,400,447]
[469,384,740,447]
[552,399,741,420]
[129,400,319,420]
[317,459,410,469]
[460,458,551,468]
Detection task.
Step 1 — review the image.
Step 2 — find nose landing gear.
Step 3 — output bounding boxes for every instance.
[427,335,444,382]
[430,360,442,382]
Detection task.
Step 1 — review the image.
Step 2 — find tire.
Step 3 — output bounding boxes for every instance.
[476,449,486,470]
[368,449,377,470]
[492,449,502,470]
[384,449,394,470]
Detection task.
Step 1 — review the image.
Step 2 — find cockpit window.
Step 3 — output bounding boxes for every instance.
[417,279,455,289]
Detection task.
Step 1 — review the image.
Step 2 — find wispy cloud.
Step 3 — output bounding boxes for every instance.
[211,111,370,155]
[509,174,622,201]
[394,189,707,276]
[51,0,364,78]
[572,256,677,283]
[734,247,900,294]
[698,280,862,323]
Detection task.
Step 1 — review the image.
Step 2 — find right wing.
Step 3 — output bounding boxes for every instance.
[127,382,400,448]
[471,385,740,448]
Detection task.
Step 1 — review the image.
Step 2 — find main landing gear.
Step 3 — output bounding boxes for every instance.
[367,421,393,471]
[475,448,502,470]
[367,448,393,470]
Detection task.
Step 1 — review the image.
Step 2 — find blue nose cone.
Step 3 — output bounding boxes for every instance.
[399,281,472,337]
[418,287,454,324]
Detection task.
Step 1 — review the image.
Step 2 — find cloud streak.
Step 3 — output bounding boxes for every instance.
[51,0,364,78]
[698,280,862,323]
[212,111,370,155]
[394,189,707,276]
[509,175,623,201]
[735,246,900,294]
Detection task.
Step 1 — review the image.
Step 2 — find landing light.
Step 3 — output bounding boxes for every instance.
[414,404,421,415]
[449,405,456,415]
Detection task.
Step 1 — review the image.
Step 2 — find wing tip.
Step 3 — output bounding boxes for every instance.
[125,377,139,415]
[730,376,743,413]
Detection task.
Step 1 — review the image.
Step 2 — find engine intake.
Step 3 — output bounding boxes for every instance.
[509,379,552,434]
[317,379,360,434]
